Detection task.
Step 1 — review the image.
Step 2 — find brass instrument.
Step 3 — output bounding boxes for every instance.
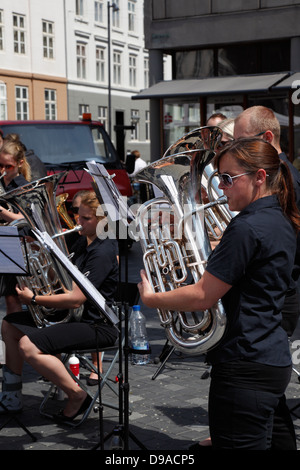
[134,126,230,354]
[55,192,82,235]
[0,174,81,327]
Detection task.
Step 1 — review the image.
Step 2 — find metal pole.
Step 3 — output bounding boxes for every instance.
[107,1,112,137]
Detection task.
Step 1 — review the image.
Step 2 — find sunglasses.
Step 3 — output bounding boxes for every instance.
[218,172,252,188]
[0,163,17,171]
[70,206,79,214]
[254,131,266,137]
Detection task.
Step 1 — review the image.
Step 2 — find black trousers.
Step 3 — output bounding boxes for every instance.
[209,361,294,450]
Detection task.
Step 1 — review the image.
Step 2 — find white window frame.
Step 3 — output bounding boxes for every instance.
[15,85,29,120]
[94,0,103,23]
[129,54,137,87]
[112,0,120,28]
[113,50,121,85]
[76,0,84,16]
[144,57,149,89]
[0,82,7,120]
[77,42,87,79]
[0,10,4,51]
[42,20,54,59]
[128,1,136,32]
[130,109,139,140]
[44,89,57,120]
[13,13,26,54]
[96,46,105,82]
[98,105,107,129]
[145,110,150,141]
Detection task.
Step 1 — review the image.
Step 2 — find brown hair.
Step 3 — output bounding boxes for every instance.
[80,191,105,221]
[215,137,300,232]
[1,133,31,181]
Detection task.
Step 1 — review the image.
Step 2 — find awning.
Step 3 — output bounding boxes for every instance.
[132,72,290,100]
[272,72,300,90]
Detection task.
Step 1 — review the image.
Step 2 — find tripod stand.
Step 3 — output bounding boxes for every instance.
[92,239,147,450]
[0,226,37,442]
[0,403,37,442]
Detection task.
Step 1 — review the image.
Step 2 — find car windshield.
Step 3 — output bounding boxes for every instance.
[1,123,117,166]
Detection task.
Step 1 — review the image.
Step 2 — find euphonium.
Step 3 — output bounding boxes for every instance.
[0,173,81,327]
[135,126,230,354]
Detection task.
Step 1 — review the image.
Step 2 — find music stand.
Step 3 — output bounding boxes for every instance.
[0,226,37,442]
[86,162,147,450]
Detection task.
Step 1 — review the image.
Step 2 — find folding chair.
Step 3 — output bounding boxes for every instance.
[39,337,122,428]
[39,282,139,428]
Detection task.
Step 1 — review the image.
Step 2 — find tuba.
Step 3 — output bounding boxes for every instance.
[0,173,82,327]
[134,126,232,354]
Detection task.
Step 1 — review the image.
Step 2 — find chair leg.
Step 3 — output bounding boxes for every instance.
[39,345,122,427]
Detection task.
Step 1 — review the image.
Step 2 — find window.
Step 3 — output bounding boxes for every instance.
[77,42,87,79]
[0,10,4,51]
[113,51,121,85]
[42,20,54,59]
[79,104,90,118]
[0,82,7,120]
[145,110,150,141]
[96,46,105,82]
[130,109,139,140]
[44,89,57,120]
[76,0,84,16]
[129,54,137,87]
[144,57,149,89]
[13,14,26,54]
[98,106,107,129]
[128,1,136,32]
[112,0,120,28]
[94,0,103,23]
[15,86,29,120]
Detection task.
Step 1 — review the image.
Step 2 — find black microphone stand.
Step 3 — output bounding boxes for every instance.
[0,230,37,442]
[103,223,147,450]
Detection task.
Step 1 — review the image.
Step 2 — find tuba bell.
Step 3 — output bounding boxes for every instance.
[0,173,81,327]
[134,126,231,354]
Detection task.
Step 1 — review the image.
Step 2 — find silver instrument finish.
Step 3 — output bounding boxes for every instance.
[135,126,229,354]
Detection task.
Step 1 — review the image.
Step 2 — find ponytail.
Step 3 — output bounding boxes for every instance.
[216,137,300,232]
[274,161,300,232]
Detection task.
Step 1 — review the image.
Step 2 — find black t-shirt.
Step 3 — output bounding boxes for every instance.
[72,237,119,323]
[1,174,28,214]
[206,195,296,367]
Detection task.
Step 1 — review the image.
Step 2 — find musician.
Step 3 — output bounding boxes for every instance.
[69,190,106,385]
[138,138,300,450]
[234,106,300,450]
[0,135,31,316]
[0,191,119,421]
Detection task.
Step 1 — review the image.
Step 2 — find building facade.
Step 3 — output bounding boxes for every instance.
[0,0,152,162]
[0,0,68,121]
[136,0,300,164]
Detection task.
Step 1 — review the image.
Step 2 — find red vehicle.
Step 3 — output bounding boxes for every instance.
[0,115,132,203]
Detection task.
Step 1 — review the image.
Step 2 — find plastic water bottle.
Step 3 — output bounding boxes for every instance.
[68,354,80,384]
[110,425,124,450]
[130,305,150,365]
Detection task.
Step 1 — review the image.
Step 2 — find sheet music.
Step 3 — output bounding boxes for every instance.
[0,226,28,274]
[33,229,119,327]
[86,162,135,225]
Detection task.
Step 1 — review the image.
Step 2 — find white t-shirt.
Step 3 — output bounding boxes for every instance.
[130,158,147,176]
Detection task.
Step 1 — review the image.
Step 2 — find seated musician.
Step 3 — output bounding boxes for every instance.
[0,191,119,422]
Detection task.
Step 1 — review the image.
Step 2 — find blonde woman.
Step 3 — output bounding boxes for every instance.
[0,134,31,315]
[1,192,119,421]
